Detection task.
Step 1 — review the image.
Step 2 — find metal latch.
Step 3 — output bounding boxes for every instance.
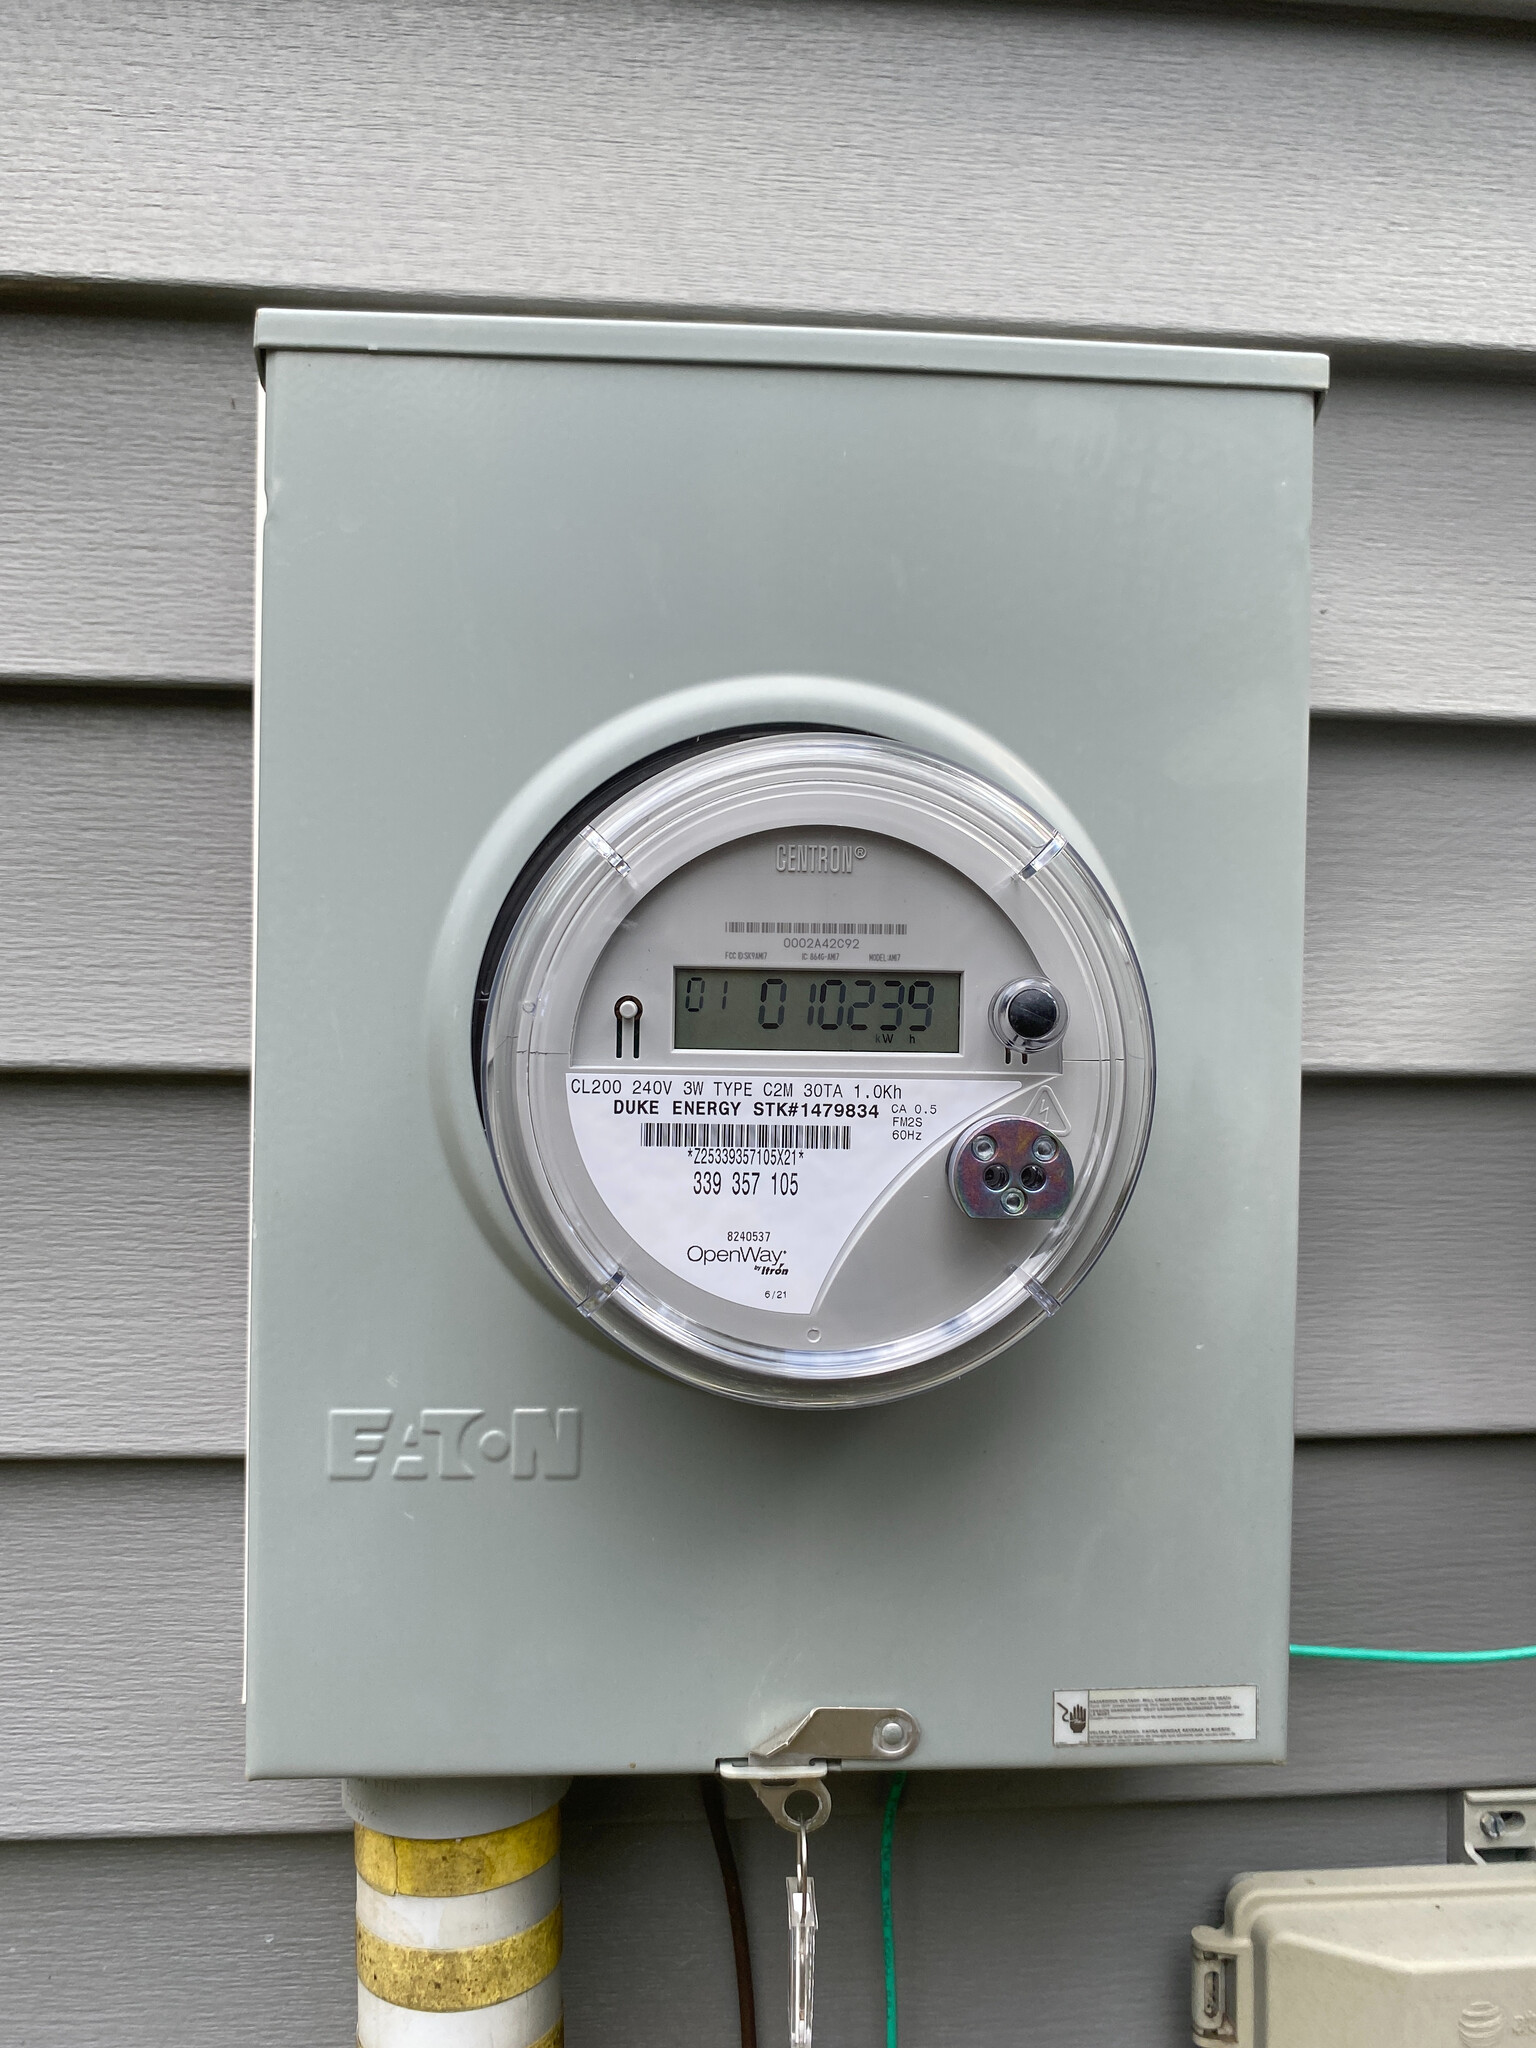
[1459,1787,1536,1863]
[718,1707,919,1833]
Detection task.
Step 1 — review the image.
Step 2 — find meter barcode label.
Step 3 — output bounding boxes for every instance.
[642,1122,850,1151]
[1053,1685,1258,1747]
[724,920,907,936]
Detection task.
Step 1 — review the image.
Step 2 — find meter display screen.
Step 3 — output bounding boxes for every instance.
[674,969,962,1053]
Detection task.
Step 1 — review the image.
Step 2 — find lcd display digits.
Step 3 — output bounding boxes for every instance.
[674,969,962,1053]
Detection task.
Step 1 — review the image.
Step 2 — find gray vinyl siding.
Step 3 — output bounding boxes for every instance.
[2,2,1534,2043]
[1,3,1534,350]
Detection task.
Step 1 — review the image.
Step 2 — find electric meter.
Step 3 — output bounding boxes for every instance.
[477,730,1154,1404]
[250,311,1319,1782]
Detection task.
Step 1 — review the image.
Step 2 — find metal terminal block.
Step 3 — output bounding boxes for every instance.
[950,1117,1074,1221]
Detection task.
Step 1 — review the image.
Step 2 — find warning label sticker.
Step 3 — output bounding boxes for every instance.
[565,1068,1017,1314]
[1052,1686,1259,1748]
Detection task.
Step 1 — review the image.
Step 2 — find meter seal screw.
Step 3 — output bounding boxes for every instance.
[950,1116,1074,1221]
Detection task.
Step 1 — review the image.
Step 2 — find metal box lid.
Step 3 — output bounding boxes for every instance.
[248,312,1317,1775]
[253,307,1330,395]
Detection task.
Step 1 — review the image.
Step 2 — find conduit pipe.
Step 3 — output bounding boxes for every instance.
[344,1777,570,2048]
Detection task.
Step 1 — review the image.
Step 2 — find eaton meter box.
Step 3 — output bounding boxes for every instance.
[248,312,1326,1779]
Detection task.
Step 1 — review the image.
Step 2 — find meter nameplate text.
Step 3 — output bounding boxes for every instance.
[567,1070,1019,1312]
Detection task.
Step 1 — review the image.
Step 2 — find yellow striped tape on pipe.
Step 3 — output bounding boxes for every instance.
[357,1903,563,2013]
[355,1805,560,1898]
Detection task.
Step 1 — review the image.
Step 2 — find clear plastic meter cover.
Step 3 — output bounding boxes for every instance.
[478,732,1154,1406]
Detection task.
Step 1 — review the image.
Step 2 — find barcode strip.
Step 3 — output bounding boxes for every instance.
[642,1122,850,1150]
[723,921,907,935]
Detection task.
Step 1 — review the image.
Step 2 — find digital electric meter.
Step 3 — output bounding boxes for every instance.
[477,730,1154,1404]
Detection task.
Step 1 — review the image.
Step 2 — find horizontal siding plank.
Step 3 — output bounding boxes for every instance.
[0,1792,1444,2046]
[0,1834,355,2046]
[4,1077,1533,1456]
[0,1463,344,1837]
[0,1446,1531,1834]
[1296,1081,1536,1434]
[1,4,1534,352]
[0,1079,248,1455]
[1312,377,1536,720]
[0,316,255,684]
[5,314,1536,722]
[0,696,251,1070]
[1303,720,1536,1073]
[4,700,1532,1076]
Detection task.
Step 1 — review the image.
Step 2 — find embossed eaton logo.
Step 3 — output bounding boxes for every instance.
[327,1407,581,1482]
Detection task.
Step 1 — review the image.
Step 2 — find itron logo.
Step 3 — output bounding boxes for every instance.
[326,1407,581,1481]
[1459,2002,1505,2046]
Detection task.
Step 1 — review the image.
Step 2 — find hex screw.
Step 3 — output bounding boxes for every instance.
[1001,1188,1027,1215]
[1031,1135,1058,1163]
[971,1133,997,1161]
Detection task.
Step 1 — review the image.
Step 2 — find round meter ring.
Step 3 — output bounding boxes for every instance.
[478,731,1154,1406]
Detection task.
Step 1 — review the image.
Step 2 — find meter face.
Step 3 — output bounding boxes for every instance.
[479,732,1154,1406]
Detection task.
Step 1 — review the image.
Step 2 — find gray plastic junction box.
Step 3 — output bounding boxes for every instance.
[1193,1866,1536,2048]
[247,311,1326,1778]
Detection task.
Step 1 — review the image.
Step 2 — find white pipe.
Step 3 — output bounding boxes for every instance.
[344,1777,571,2048]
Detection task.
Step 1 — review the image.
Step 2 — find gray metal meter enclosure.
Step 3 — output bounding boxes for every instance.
[248,312,1324,1777]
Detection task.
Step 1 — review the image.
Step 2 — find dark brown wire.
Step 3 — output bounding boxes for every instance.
[700,1774,758,2048]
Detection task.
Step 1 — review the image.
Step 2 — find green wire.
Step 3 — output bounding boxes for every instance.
[881,1771,907,2048]
[1291,1642,1536,1664]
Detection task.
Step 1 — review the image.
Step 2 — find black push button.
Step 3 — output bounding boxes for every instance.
[1006,985,1059,1041]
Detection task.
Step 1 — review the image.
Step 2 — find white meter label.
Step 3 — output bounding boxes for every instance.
[566,1070,1017,1312]
[1052,1686,1259,1747]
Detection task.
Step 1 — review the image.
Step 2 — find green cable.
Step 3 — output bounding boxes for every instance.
[1291,1642,1536,1664]
[881,1771,907,2048]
